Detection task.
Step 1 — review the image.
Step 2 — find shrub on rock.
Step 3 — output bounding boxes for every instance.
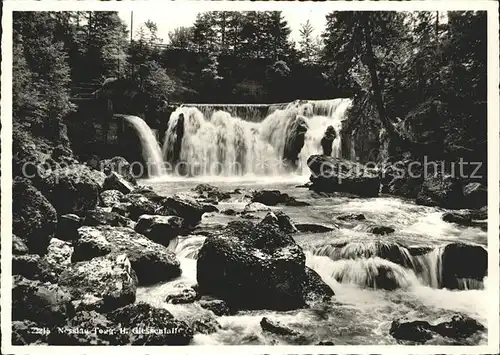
[13,177,57,255]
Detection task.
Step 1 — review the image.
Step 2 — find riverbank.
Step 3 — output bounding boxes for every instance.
[11,156,488,345]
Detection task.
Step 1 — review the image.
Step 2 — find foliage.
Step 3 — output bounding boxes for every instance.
[13,12,75,143]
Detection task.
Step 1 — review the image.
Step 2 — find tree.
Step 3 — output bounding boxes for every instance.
[299,19,319,65]
[168,26,195,49]
[79,12,128,81]
[13,12,75,142]
[322,12,409,140]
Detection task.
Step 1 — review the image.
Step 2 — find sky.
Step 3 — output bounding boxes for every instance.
[118,9,328,45]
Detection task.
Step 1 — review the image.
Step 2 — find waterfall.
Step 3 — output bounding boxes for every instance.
[329,257,420,290]
[119,115,165,177]
[311,241,484,290]
[162,99,352,177]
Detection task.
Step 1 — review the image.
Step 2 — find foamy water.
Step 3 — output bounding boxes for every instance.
[135,178,488,345]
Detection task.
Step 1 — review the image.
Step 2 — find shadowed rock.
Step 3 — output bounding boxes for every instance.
[13,178,57,255]
[307,155,380,197]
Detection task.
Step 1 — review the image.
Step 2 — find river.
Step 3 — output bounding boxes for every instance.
[135,176,488,345]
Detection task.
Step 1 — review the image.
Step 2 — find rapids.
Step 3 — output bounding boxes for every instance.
[136,178,488,345]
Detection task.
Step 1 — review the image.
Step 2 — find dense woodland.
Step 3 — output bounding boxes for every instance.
[12,10,487,166]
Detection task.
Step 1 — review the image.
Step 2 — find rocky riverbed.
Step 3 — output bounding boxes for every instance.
[12,156,489,345]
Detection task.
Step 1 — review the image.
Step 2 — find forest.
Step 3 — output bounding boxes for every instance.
[12,10,487,166]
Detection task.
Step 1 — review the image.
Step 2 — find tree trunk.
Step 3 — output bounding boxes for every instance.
[360,14,396,137]
[360,14,415,157]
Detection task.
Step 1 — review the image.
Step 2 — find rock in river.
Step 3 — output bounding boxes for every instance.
[307,155,380,197]
[197,215,334,311]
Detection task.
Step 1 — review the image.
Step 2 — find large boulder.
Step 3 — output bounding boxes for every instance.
[462,182,487,209]
[442,211,472,226]
[165,287,198,304]
[102,172,135,195]
[13,177,57,255]
[416,173,464,209]
[197,217,333,311]
[59,254,138,312]
[71,226,113,262]
[432,314,485,339]
[107,302,193,345]
[101,156,137,186]
[159,193,208,227]
[307,155,380,197]
[12,275,75,327]
[441,243,487,289]
[38,165,105,214]
[72,226,181,285]
[135,214,184,246]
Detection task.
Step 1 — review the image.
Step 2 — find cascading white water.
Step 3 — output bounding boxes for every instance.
[119,114,165,177]
[162,99,352,177]
[328,257,420,290]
